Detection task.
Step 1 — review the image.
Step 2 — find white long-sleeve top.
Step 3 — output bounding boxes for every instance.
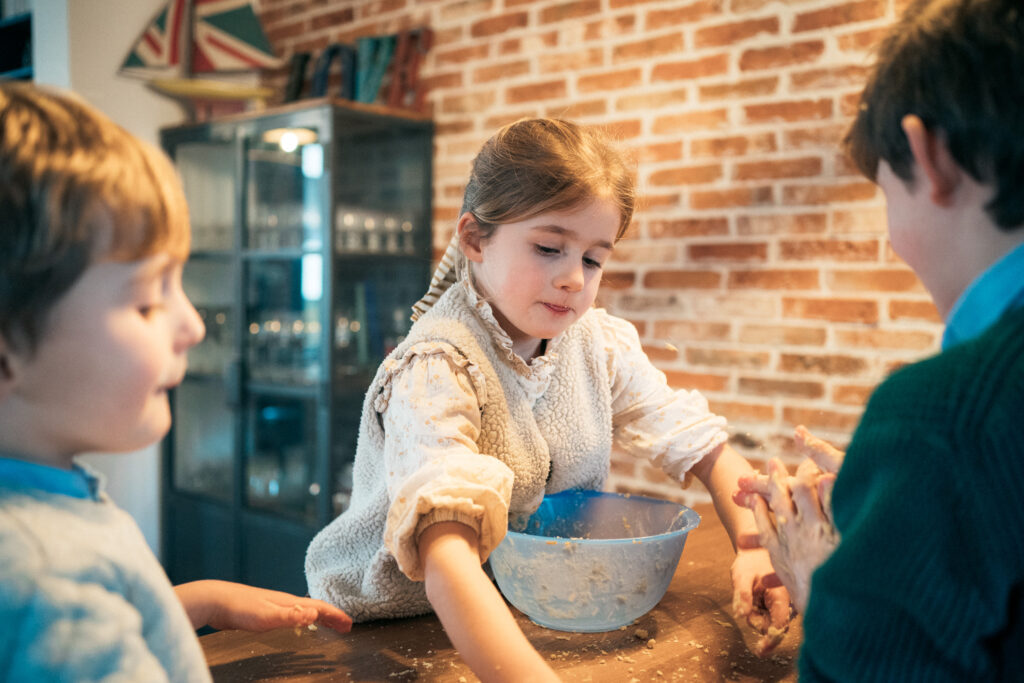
[306,278,727,620]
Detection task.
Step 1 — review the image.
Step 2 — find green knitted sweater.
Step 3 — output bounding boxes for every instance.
[801,306,1024,681]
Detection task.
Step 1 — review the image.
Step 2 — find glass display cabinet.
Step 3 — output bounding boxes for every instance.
[160,100,432,594]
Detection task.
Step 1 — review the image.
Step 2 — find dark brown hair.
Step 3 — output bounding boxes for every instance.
[0,82,190,353]
[845,0,1024,229]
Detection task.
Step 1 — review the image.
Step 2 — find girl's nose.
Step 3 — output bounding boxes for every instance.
[554,259,585,292]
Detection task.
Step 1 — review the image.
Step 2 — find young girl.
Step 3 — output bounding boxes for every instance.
[306,118,790,680]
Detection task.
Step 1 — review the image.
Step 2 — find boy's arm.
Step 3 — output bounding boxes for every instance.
[690,442,793,655]
[418,521,559,683]
[173,580,352,633]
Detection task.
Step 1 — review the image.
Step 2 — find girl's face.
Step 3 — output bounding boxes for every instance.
[462,197,620,359]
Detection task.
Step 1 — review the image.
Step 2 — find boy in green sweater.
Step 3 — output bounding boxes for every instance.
[735,0,1024,679]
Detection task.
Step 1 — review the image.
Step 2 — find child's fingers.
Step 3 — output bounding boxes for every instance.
[794,425,844,473]
[818,473,837,526]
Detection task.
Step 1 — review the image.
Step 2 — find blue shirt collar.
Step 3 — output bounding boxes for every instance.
[0,457,103,500]
[943,242,1024,350]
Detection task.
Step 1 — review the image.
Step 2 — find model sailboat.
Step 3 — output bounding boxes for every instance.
[120,0,283,103]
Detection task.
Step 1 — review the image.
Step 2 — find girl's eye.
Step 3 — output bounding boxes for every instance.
[535,244,560,256]
[138,302,165,318]
[583,258,603,269]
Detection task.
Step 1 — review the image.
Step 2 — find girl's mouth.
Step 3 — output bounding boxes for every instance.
[543,303,571,314]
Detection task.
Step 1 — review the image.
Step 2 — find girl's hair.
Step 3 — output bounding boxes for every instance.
[460,118,635,243]
[0,82,190,354]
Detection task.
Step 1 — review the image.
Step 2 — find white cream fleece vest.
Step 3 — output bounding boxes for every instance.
[305,281,613,621]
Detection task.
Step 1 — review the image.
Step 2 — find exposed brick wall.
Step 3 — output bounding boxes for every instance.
[257,0,936,506]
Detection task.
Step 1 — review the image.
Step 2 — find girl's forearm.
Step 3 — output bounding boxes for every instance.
[419,522,558,683]
[690,443,760,550]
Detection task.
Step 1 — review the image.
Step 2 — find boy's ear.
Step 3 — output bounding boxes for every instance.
[457,212,485,263]
[902,114,960,207]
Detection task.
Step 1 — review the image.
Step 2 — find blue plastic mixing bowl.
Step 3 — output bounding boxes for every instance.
[489,489,701,632]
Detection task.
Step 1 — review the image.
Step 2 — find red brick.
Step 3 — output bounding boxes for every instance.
[794,0,887,32]
[833,207,888,234]
[644,0,723,27]
[699,77,779,101]
[833,383,876,406]
[439,0,494,21]
[780,353,868,376]
[310,7,354,30]
[471,12,529,38]
[791,65,872,91]
[653,320,732,342]
[420,72,463,91]
[835,329,937,351]
[649,164,723,186]
[642,343,678,364]
[783,297,878,324]
[736,213,826,235]
[648,217,728,238]
[435,44,490,66]
[827,268,924,292]
[614,33,686,62]
[782,182,878,205]
[838,26,890,52]
[780,238,879,261]
[634,140,684,163]
[734,157,822,181]
[266,20,307,43]
[359,0,406,16]
[616,89,689,112]
[441,91,498,114]
[695,17,779,47]
[653,109,730,134]
[689,242,768,262]
[664,370,729,393]
[599,118,643,140]
[538,48,605,73]
[687,348,771,369]
[578,68,643,93]
[744,98,832,124]
[506,79,567,103]
[652,54,730,82]
[889,299,941,323]
[739,377,825,399]
[690,133,777,157]
[585,15,636,40]
[474,60,531,83]
[740,41,825,71]
[709,400,775,423]
[783,123,849,151]
[545,99,608,118]
[783,407,862,433]
[840,91,863,116]
[738,324,827,346]
[644,270,722,289]
[540,0,601,23]
[728,269,819,289]
[691,186,773,210]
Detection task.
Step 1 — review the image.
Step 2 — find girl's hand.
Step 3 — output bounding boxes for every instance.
[730,547,793,656]
[174,580,353,633]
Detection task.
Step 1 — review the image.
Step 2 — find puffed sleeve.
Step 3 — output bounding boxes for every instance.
[601,313,728,481]
[380,344,514,581]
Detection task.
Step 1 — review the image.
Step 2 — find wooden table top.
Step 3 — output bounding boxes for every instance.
[201,503,802,681]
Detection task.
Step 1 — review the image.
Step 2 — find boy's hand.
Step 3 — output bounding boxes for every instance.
[730,547,793,656]
[175,580,353,633]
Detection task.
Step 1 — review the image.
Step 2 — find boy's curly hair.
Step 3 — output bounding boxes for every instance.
[0,82,190,354]
[845,0,1024,229]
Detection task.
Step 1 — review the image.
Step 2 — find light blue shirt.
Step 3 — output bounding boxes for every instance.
[0,456,99,500]
[942,242,1024,350]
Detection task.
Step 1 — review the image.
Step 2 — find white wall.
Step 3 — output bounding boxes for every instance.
[33,0,187,558]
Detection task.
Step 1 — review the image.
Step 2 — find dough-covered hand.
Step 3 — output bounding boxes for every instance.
[175,580,353,633]
[730,547,793,656]
[736,456,839,613]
